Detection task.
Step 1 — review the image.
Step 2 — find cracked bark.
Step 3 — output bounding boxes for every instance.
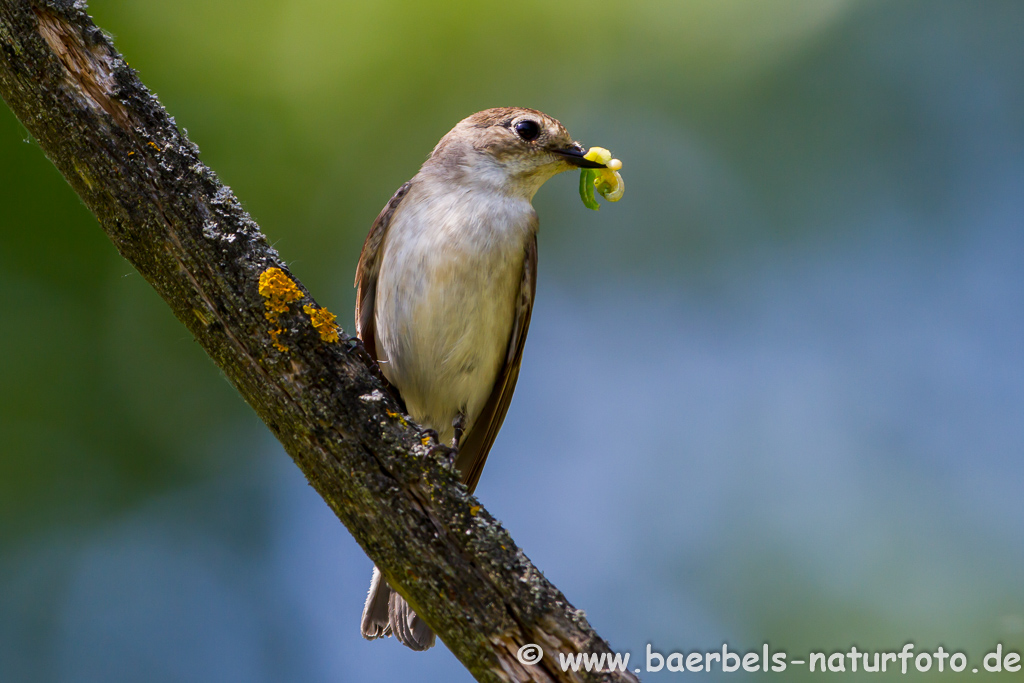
[0,1,640,681]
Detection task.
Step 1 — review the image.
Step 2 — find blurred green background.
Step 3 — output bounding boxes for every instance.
[2,0,1023,680]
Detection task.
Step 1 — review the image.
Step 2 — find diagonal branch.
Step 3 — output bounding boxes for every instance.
[0,1,639,681]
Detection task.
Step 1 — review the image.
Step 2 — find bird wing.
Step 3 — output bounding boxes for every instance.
[354,181,412,362]
[455,231,538,493]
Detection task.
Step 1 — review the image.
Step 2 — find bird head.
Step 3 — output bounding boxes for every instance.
[424,107,606,199]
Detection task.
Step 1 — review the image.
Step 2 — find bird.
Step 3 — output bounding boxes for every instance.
[354,107,607,650]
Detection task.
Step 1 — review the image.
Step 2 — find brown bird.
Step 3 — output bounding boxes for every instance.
[355,107,605,650]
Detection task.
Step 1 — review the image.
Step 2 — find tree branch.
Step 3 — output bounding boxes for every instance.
[0,2,638,681]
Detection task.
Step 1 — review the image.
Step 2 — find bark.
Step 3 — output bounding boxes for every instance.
[0,2,640,681]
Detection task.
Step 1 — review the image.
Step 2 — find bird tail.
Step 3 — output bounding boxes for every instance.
[360,566,436,651]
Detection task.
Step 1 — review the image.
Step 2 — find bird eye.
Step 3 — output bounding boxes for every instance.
[513,119,541,142]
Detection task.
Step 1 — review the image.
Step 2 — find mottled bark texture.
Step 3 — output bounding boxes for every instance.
[0,2,639,681]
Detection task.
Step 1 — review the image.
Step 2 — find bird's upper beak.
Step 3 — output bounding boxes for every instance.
[551,142,607,169]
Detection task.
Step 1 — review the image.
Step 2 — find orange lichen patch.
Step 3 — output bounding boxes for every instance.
[259,267,304,353]
[259,267,303,323]
[147,141,160,150]
[303,304,340,343]
[420,434,434,447]
[470,505,481,516]
[268,328,289,353]
[386,410,409,427]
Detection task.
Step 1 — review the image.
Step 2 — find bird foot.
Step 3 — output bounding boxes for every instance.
[420,428,458,466]
[418,427,440,447]
[427,442,458,465]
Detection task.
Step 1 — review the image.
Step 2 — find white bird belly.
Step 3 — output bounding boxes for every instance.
[373,189,533,443]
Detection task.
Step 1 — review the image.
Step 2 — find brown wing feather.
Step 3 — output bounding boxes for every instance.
[455,233,538,493]
[354,181,412,362]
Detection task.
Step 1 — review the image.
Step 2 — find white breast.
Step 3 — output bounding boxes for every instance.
[373,180,536,443]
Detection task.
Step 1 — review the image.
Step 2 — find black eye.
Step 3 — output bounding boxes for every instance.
[513,119,541,142]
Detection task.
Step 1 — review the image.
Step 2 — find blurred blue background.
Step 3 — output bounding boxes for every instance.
[2,0,1023,680]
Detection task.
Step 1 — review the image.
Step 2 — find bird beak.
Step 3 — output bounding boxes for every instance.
[551,143,607,169]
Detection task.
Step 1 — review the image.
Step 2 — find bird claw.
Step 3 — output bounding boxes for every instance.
[418,428,441,447]
[419,427,458,465]
[427,442,458,466]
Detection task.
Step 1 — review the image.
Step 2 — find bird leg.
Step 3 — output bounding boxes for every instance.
[451,413,466,450]
[424,413,466,466]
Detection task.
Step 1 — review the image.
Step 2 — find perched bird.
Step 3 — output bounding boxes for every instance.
[355,107,607,650]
